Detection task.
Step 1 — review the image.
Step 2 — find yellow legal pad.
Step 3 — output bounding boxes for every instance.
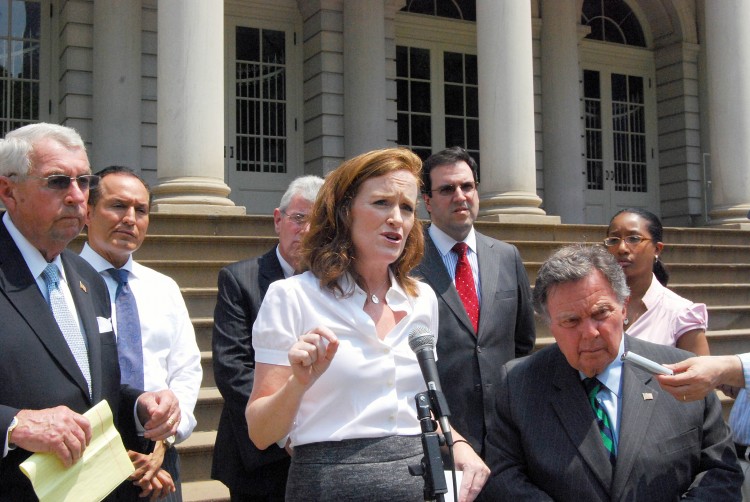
[20,400,135,502]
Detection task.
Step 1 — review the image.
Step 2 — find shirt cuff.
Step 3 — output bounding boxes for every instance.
[134,401,145,435]
[737,353,750,389]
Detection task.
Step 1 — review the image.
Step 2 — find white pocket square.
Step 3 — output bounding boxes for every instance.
[97,316,113,333]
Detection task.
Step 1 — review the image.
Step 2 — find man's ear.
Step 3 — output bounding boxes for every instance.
[0,176,17,212]
[422,193,432,213]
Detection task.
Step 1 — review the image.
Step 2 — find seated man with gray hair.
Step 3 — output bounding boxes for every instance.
[482,244,742,501]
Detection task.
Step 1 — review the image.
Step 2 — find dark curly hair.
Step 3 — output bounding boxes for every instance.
[301,147,424,298]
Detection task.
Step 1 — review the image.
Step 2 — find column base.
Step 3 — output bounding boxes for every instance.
[707,204,750,227]
[476,213,561,225]
[477,190,557,224]
[150,176,246,215]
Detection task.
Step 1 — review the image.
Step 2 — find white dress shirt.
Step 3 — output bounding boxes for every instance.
[428,224,481,304]
[253,270,440,447]
[80,243,202,442]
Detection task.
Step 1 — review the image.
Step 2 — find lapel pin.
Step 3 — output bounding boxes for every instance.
[642,392,653,400]
[80,281,87,293]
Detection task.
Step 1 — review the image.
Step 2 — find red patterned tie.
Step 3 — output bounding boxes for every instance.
[453,242,479,333]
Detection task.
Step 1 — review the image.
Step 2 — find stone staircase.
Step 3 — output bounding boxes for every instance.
[90,214,750,501]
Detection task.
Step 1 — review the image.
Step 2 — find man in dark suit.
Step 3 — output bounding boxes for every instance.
[483,244,742,500]
[0,123,180,501]
[212,175,323,501]
[412,147,535,457]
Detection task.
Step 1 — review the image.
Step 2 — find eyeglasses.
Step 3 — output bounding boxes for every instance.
[14,173,100,191]
[282,212,309,226]
[429,181,478,197]
[603,235,651,248]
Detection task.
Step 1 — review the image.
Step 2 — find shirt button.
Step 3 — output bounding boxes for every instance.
[389,415,395,421]
[387,379,394,387]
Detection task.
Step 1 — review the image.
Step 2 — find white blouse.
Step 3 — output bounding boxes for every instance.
[252,271,439,447]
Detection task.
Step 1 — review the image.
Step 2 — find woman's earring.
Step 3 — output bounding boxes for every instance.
[655,255,659,262]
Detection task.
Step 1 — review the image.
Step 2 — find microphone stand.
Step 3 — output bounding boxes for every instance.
[408,392,448,502]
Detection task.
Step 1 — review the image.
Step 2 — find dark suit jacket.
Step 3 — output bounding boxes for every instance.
[483,336,743,501]
[0,223,142,501]
[412,228,536,455]
[211,247,290,495]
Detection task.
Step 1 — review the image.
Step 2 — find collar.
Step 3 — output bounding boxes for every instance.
[79,242,135,275]
[580,334,625,398]
[3,212,66,281]
[428,224,477,258]
[275,246,295,278]
[641,274,661,310]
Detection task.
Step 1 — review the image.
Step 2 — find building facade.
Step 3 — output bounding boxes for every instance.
[4,0,748,226]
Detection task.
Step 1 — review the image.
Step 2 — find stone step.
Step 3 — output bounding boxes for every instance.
[669,284,750,307]
[145,258,750,291]
[125,233,750,267]
[146,214,277,238]
[194,387,222,433]
[178,430,216,483]
[193,317,213,353]
[200,351,215,388]
[183,480,229,502]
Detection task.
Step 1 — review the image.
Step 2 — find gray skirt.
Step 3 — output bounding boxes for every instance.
[286,435,425,502]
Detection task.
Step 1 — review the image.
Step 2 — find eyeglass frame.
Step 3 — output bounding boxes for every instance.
[281,211,309,226]
[426,181,479,197]
[603,235,652,248]
[9,173,100,191]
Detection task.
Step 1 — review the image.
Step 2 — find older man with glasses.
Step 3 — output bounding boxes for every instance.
[412,146,536,463]
[0,123,179,501]
[211,175,323,501]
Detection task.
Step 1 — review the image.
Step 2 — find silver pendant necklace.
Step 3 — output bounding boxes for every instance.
[369,277,390,304]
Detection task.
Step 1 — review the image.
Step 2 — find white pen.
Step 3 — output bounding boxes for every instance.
[621,351,674,376]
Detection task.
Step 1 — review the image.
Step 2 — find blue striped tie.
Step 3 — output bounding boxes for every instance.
[108,268,144,389]
[583,377,616,465]
[42,263,92,397]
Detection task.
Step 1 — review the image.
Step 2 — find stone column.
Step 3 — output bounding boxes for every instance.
[151,0,242,214]
[475,0,555,223]
[343,0,388,158]
[92,0,141,170]
[541,0,584,223]
[705,1,750,227]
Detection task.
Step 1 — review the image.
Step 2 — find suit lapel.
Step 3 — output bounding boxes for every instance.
[420,233,475,334]
[474,234,496,339]
[550,353,614,493]
[0,227,91,403]
[611,353,658,499]
[257,247,285,296]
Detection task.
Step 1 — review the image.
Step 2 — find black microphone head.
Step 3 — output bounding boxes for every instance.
[408,325,435,353]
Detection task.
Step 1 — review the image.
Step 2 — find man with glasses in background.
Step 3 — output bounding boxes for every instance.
[212,175,323,501]
[413,147,536,462]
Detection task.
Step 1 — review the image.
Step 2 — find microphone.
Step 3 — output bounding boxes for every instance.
[408,325,452,445]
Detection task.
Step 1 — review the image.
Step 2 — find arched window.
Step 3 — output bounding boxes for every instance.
[401,0,476,22]
[581,0,645,47]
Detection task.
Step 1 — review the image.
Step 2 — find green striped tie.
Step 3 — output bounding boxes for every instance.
[583,377,616,465]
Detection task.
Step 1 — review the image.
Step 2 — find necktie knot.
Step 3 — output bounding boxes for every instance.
[108,268,129,286]
[583,377,602,397]
[42,263,60,288]
[452,242,469,257]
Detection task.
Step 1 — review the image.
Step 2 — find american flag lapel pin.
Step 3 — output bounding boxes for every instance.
[642,392,653,400]
[80,281,87,293]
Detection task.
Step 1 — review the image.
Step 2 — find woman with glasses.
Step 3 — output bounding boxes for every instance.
[246,148,488,501]
[604,208,709,355]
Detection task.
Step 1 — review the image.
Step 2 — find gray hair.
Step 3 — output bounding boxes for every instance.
[279,175,324,211]
[0,123,87,177]
[533,244,630,323]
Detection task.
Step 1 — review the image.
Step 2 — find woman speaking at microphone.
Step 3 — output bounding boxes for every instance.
[246,148,488,501]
